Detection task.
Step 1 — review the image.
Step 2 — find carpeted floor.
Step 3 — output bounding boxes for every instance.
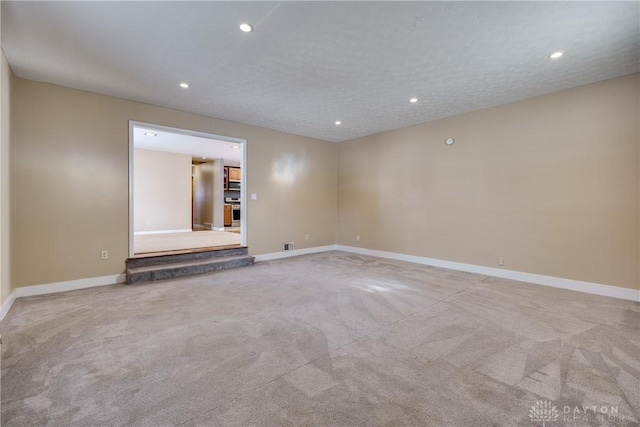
[134,230,241,254]
[1,252,638,426]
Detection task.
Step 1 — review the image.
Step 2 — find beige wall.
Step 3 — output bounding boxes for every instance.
[11,73,637,292]
[0,49,14,305]
[134,149,191,233]
[13,78,337,287]
[338,74,640,291]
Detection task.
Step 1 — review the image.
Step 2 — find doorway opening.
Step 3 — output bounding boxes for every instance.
[128,121,247,257]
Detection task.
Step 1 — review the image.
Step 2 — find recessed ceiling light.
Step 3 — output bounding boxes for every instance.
[548,51,563,59]
[202,157,207,159]
[231,145,240,149]
[409,98,418,103]
[179,82,190,88]
[239,23,254,33]
[144,132,157,137]
[335,121,341,125]
[445,138,455,145]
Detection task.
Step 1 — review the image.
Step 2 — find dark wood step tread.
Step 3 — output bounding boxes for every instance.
[126,247,249,268]
[127,255,254,274]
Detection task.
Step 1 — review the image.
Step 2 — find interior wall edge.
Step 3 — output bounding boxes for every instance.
[0,47,15,306]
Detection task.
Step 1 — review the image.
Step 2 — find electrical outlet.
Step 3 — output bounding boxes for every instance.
[305,233,309,240]
[146,220,151,226]
[101,250,109,260]
[498,257,504,266]
[356,235,360,242]
[283,242,294,251]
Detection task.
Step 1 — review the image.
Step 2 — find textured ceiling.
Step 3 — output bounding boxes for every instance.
[2,1,639,142]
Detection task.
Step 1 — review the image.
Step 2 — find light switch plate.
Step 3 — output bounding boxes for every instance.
[250,193,258,200]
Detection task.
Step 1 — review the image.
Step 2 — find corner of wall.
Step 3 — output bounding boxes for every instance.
[0,47,15,307]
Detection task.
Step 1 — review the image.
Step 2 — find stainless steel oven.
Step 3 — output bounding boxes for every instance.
[225,197,241,227]
[231,204,241,227]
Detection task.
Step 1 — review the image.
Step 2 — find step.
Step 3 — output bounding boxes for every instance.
[126,254,255,284]
[126,247,248,269]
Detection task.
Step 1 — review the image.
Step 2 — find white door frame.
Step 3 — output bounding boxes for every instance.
[128,121,248,257]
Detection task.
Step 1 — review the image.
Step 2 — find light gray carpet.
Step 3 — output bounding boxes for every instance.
[1,251,638,426]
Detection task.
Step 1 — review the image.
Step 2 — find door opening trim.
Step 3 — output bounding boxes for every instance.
[128,121,248,257]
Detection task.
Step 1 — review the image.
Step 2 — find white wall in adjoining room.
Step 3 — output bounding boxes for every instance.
[134,149,192,233]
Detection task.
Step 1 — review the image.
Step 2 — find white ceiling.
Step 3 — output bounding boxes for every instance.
[133,127,242,167]
[2,1,639,143]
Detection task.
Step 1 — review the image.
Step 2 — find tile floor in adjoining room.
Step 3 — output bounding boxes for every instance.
[134,229,242,254]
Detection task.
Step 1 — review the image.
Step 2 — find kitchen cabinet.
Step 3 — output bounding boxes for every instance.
[224,204,232,226]
[223,167,229,190]
[228,167,241,181]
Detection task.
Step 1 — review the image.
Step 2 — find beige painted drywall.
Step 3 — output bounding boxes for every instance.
[338,74,640,291]
[12,73,637,292]
[133,149,191,233]
[0,49,13,305]
[13,78,337,287]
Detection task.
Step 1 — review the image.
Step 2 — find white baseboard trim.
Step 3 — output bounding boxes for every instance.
[0,291,17,321]
[2,247,635,323]
[134,229,192,235]
[335,245,639,302]
[254,245,337,262]
[0,274,126,321]
[15,274,126,298]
